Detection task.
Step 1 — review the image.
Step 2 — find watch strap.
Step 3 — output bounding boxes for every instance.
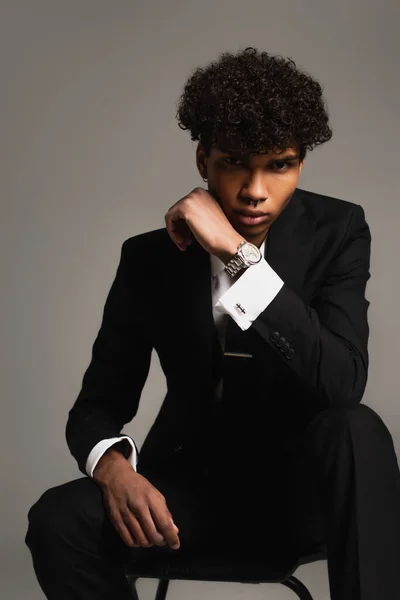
[225,241,247,277]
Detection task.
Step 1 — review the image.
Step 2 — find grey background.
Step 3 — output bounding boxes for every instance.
[1,1,399,598]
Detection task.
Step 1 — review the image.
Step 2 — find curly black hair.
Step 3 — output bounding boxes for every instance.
[175,47,332,162]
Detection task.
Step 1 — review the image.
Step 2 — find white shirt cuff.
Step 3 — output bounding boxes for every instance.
[85,436,137,478]
[215,258,284,330]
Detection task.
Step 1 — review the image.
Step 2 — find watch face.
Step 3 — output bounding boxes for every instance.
[242,243,261,263]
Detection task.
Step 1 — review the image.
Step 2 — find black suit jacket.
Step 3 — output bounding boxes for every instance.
[66,187,371,477]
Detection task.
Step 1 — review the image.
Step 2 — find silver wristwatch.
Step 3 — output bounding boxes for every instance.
[225,240,262,277]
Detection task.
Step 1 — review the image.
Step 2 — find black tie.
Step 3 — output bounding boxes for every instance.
[208,267,264,478]
[222,314,256,402]
[210,313,256,432]
[209,313,263,481]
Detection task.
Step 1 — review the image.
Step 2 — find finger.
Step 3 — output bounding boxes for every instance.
[164,212,191,249]
[106,501,140,547]
[164,212,182,243]
[174,230,192,251]
[172,225,190,246]
[136,506,169,547]
[150,504,180,550]
[112,514,141,548]
[166,508,180,533]
[121,507,154,547]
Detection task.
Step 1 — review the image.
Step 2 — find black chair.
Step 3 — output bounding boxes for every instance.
[125,540,327,599]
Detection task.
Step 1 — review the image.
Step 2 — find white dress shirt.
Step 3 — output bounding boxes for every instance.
[85,233,284,477]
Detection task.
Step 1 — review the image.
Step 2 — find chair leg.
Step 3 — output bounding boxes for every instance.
[155,578,170,600]
[280,575,314,600]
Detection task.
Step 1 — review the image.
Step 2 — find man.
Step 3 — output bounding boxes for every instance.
[25,47,400,599]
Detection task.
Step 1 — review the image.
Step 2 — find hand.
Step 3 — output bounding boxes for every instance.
[165,187,244,259]
[94,451,180,550]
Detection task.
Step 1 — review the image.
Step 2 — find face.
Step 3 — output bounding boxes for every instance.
[196,142,304,247]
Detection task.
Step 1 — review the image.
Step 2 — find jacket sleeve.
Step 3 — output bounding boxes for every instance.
[250,204,371,408]
[66,239,153,475]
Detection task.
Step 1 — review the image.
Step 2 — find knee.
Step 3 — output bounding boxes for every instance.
[306,403,394,446]
[25,486,59,550]
[305,403,393,458]
[348,403,395,445]
[25,477,103,549]
[26,484,69,549]
[332,403,392,437]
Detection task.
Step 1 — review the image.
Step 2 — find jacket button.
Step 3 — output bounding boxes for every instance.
[276,336,286,348]
[270,331,280,342]
[285,348,295,359]
[173,444,183,452]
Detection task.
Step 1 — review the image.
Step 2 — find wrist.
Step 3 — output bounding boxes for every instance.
[216,234,246,265]
[93,448,128,484]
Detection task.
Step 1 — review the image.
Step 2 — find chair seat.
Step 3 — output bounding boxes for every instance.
[126,541,327,584]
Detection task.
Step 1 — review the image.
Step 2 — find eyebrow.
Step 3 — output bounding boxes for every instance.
[222,152,300,163]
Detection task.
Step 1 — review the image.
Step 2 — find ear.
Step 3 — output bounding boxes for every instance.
[196,142,208,180]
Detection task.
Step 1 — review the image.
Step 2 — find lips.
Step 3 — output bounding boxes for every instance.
[237,213,269,225]
[237,209,268,217]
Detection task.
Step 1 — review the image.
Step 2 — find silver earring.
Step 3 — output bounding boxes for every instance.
[202,176,208,182]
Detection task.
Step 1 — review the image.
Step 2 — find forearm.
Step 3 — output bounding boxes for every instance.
[66,238,153,475]
[251,282,368,408]
[93,447,132,486]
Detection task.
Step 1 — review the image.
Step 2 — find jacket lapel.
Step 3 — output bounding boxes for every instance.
[266,187,315,299]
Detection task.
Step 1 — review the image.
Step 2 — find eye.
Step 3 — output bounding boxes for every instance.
[223,157,293,171]
[271,161,290,171]
[224,157,243,166]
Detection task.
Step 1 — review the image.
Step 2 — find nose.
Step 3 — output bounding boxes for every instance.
[240,173,269,205]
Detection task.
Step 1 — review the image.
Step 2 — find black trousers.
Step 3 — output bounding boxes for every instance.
[25,403,400,599]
